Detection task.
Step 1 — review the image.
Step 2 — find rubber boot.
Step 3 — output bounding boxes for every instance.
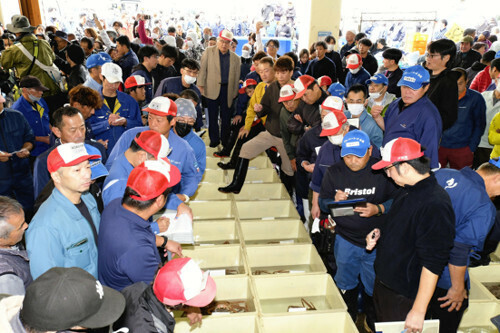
[302,198,311,232]
[214,123,240,157]
[280,172,294,198]
[363,291,376,332]
[218,138,244,170]
[218,158,249,194]
[340,288,359,323]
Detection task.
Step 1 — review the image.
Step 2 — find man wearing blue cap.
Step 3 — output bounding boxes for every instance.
[327,82,346,98]
[318,130,396,331]
[83,52,112,92]
[371,65,442,168]
[365,74,396,118]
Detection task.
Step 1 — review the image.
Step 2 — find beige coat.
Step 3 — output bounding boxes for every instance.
[198,46,241,108]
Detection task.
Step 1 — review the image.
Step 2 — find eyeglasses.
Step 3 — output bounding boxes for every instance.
[425,53,442,59]
[383,162,402,174]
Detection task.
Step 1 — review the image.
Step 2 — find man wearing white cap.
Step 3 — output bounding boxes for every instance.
[88,62,142,152]
[26,143,102,279]
[345,54,370,92]
[198,29,241,148]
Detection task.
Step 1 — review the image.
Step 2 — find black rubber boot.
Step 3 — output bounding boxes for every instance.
[214,123,240,157]
[217,138,244,170]
[280,172,294,198]
[340,287,359,323]
[363,291,376,332]
[218,158,249,194]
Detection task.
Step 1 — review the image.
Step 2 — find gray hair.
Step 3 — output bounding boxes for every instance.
[0,196,23,239]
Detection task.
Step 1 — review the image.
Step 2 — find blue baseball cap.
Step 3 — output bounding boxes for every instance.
[366,73,388,86]
[397,65,430,90]
[490,159,500,169]
[328,82,346,99]
[84,144,108,180]
[495,50,500,59]
[340,130,371,158]
[86,52,112,69]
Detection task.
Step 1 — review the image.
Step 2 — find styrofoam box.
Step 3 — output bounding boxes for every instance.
[182,245,248,276]
[234,183,290,201]
[252,273,347,314]
[469,265,500,301]
[248,155,273,169]
[468,277,498,301]
[261,312,357,333]
[240,220,311,245]
[489,242,500,262]
[206,157,225,169]
[236,200,300,220]
[191,183,230,201]
[246,244,325,275]
[375,319,439,333]
[227,168,279,183]
[193,220,240,246]
[458,301,500,331]
[201,169,226,184]
[174,313,260,333]
[190,201,235,220]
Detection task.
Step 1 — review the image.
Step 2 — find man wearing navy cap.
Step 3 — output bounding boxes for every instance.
[83,52,112,92]
[371,65,442,168]
[318,130,396,331]
[365,74,397,118]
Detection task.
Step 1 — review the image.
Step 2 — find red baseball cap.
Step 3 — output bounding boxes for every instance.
[124,75,152,89]
[293,75,316,99]
[238,79,258,94]
[153,257,216,307]
[143,96,177,117]
[321,96,344,113]
[319,111,347,137]
[346,54,362,69]
[134,130,170,159]
[47,143,100,173]
[372,137,424,170]
[126,159,181,201]
[219,29,233,42]
[317,75,332,87]
[278,84,295,102]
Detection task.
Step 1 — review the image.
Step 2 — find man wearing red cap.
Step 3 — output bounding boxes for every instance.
[117,257,217,331]
[366,138,455,333]
[124,75,150,106]
[98,159,183,291]
[198,29,241,148]
[26,143,102,279]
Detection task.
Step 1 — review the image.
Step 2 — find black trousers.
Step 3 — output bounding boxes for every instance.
[428,286,468,333]
[373,278,414,322]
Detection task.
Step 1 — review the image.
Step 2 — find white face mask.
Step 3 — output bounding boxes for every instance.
[241,50,251,58]
[496,78,500,93]
[186,41,194,49]
[327,44,335,52]
[349,67,360,74]
[328,133,344,146]
[347,103,364,116]
[151,33,159,39]
[184,75,197,85]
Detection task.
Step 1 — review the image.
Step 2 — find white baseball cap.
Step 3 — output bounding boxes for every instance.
[143,96,178,117]
[321,96,344,113]
[101,63,123,83]
[278,84,296,102]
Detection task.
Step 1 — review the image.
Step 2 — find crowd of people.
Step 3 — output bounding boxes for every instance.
[0,9,500,333]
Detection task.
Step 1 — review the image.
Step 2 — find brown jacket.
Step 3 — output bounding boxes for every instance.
[198,46,240,107]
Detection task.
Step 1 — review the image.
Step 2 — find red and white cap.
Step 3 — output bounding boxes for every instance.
[124,75,152,89]
[238,79,258,94]
[278,84,296,102]
[47,143,100,173]
[219,29,233,41]
[101,62,123,83]
[320,111,347,137]
[317,75,332,87]
[153,257,216,307]
[134,130,170,159]
[321,96,344,113]
[143,96,178,117]
[293,75,316,99]
[346,54,362,69]
[372,137,424,170]
[126,159,181,201]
